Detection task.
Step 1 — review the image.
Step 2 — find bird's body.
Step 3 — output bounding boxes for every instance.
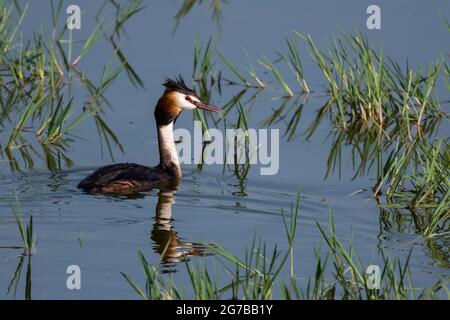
[77,77,222,195]
[77,163,167,194]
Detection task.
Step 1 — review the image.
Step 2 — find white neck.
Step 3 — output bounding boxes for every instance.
[157,122,181,176]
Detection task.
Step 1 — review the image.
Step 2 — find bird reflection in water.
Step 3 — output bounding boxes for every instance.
[150,179,212,269]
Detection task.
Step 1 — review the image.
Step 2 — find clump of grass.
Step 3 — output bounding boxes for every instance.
[259,56,294,97]
[191,37,220,132]
[278,31,448,231]
[107,0,145,88]
[242,48,266,88]
[122,194,300,300]
[215,48,266,88]
[376,138,449,237]
[36,95,74,144]
[121,251,183,300]
[445,60,450,93]
[228,103,251,182]
[11,193,36,255]
[282,193,300,278]
[219,40,310,94]
[217,50,253,87]
[0,0,143,167]
[6,192,34,299]
[261,94,308,141]
[191,38,310,100]
[173,0,225,34]
[193,37,218,90]
[284,37,309,92]
[122,194,447,299]
[219,96,268,184]
[298,30,444,136]
[124,235,292,300]
[309,209,447,299]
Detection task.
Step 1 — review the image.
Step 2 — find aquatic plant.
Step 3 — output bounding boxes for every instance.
[293,30,449,239]
[191,36,310,101]
[217,50,254,88]
[0,0,143,168]
[191,37,220,132]
[173,0,225,34]
[298,30,444,136]
[261,94,308,141]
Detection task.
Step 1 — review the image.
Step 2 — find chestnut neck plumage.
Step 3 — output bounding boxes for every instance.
[157,121,182,177]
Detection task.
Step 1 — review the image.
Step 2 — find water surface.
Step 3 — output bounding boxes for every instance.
[0,0,449,299]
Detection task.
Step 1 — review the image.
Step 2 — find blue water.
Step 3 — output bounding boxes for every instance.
[0,0,448,299]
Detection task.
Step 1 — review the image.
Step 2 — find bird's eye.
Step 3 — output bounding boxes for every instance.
[185,96,192,101]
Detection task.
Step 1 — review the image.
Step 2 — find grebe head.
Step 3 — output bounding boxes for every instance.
[154,77,222,177]
[154,76,222,125]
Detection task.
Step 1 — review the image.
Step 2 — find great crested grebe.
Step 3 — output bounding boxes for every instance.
[77,77,222,194]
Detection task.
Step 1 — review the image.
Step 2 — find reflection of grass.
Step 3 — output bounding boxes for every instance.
[379,207,449,269]
[376,138,449,237]
[7,253,32,300]
[262,94,308,141]
[123,197,447,299]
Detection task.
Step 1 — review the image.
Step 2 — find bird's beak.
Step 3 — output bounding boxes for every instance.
[188,96,223,113]
[195,100,223,112]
